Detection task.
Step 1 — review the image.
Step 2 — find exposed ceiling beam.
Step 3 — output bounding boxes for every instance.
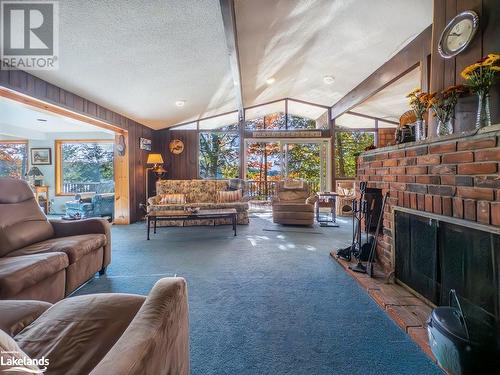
[330,25,432,119]
[346,111,399,125]
[219,0,244,120]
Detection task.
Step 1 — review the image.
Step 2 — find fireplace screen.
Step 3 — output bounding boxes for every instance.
[394,208,500,321]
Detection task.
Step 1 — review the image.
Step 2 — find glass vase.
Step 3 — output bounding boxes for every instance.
[437,119,453,137]
[475,92,491,129]
[415,119,425,141]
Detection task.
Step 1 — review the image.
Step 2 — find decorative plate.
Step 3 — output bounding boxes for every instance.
[169,139,184,155]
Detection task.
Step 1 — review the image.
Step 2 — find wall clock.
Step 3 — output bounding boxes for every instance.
[438,10,479,59]
[169,139,184,155]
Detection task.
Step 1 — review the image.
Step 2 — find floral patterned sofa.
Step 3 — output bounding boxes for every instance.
[147,179,250,226]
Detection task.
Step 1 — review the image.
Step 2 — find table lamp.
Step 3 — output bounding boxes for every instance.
[146,153,166,200]
[27,167,44,186]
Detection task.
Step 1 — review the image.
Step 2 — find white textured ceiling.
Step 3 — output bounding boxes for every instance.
[235,0,432,107]
[0,98,114,139]
[352,66,421,123]
[31,0,236,129]
[28,0,432,129]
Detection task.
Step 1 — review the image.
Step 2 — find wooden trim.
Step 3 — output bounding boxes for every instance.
[0,87,126,135]
[54,141,63,195]
[331,25,432,119]
[113,133,130,224]
[0,139,28,143]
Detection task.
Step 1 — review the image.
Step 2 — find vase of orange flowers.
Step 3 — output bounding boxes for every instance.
[406,89,430,141]
[461,53,500,129]
[428,86,465,136]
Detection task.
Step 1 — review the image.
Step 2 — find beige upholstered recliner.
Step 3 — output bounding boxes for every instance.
[272,180,317,226]
[0,278,189,375]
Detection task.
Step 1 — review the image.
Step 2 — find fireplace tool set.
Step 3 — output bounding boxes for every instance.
[335,181,388,277]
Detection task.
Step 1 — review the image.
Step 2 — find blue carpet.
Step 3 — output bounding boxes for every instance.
[75,214,442,374]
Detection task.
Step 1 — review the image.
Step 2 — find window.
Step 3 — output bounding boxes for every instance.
[245,101,286,130]
[335,131,374,178]
[56,140,114,195]
[287,100,328,130]
[198,112,240,179]
[199,132,240,179]
[0,141,28,178]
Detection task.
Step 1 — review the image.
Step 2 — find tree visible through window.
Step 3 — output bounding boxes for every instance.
[58,141,114,194]
[335,132,374,178]
[0,142,28,178]
[199,133,239,179]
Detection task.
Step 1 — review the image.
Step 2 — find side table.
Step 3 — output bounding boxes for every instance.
[315,192,339,227]
[33,185,49,214]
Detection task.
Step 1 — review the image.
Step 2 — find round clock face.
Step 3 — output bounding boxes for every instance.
[447,19,473,52]
[439,11,479,58]
[169,139,184,155]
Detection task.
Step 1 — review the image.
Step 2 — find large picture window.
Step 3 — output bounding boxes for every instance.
[0,141,28,178]
[199,132,240,179]
[56,140,114,195]
[335,131,375,178]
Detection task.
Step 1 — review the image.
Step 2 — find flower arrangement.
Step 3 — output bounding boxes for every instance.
[428,86,465,136]
[461,53,500,93]
[461,53,499,128]
[406,89,431,121]
[406,89,433,140]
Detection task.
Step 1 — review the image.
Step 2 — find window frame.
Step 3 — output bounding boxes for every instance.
[333,129,376,180]
[55,139,115,196]
[0,140,29,179]
[198,129,240,180]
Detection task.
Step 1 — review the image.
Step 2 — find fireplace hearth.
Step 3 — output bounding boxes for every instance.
[394,207,500,322]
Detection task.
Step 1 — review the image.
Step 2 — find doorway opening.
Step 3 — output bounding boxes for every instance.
[0,88,130,224]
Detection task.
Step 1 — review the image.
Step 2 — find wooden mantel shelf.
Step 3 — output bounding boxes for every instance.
[362,123,500,156]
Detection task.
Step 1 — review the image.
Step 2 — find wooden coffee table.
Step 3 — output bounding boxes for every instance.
[146,208,238,239]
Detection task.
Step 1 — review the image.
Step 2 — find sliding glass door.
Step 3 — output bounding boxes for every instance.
[245,139,330,200]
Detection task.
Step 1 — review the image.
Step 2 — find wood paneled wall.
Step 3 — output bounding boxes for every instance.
[0,69,152,222]
[154,129,199,184]
[430,0,500,135]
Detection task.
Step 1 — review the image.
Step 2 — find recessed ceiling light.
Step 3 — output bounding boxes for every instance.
[266,77,276,85]
[323,75,335,85]
[175,100,186,107]
[36,118,47,122]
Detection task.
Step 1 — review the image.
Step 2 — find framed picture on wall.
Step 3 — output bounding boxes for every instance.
[30,148,52,165]
[140,137,152,151]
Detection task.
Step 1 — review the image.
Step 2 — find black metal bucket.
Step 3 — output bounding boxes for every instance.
[427,290,499,375]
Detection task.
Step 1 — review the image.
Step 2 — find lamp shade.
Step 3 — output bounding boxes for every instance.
[27,166,44,177]
[146,153,164,165]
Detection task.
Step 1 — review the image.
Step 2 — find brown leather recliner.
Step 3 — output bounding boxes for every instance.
[272,180,317,226]
[0,177,111,302]
[0,278,189,375]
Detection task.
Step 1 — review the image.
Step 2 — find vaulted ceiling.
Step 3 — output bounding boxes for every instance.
[30,0,432,129]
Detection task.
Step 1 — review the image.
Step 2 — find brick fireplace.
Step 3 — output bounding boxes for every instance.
[357,126,500,273]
